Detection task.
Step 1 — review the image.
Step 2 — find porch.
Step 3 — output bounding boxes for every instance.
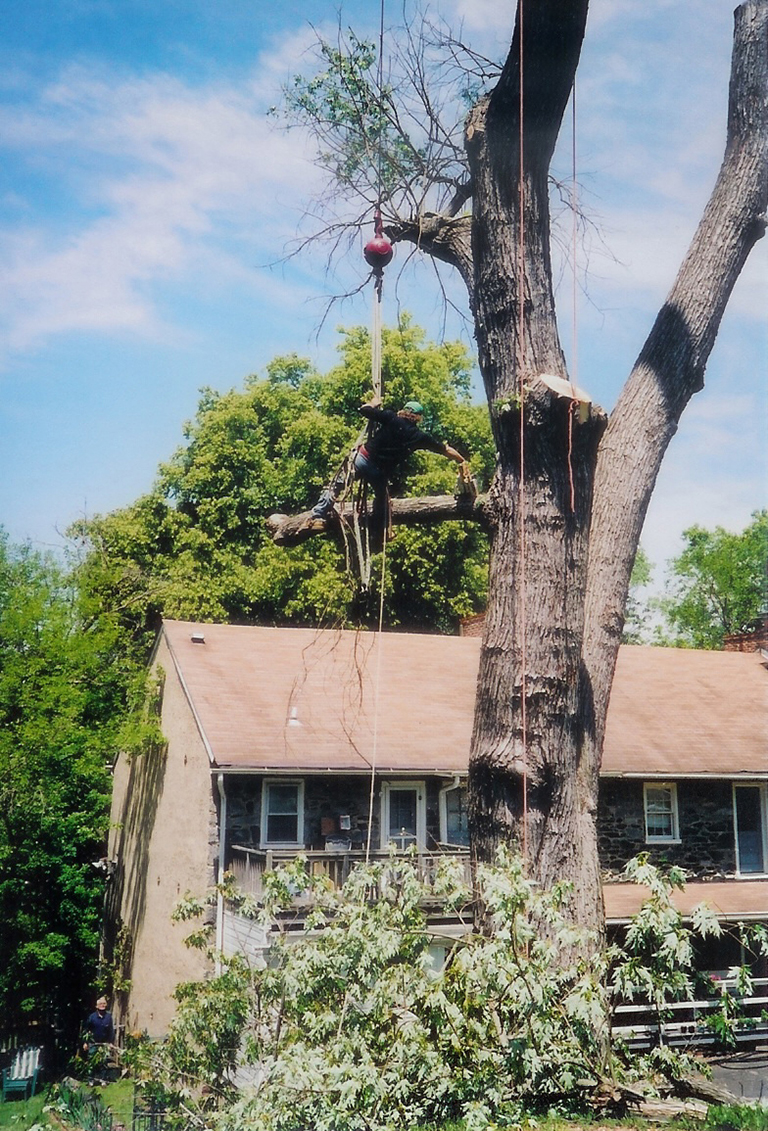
[229,843,472,901]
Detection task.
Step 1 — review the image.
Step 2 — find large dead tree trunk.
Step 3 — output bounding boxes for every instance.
[271,1,767,942]
[460,0,767,938]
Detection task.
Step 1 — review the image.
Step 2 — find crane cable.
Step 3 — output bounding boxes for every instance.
[364,0,389,863]
[371,0,386,401]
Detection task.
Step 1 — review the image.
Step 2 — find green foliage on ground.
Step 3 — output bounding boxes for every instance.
[123,853,761,1131]
[0,534,136,1044]
[655,511,767,649]
[704,1104,768,1131]
[71,319,495,649]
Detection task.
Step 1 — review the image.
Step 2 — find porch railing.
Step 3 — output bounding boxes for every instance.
[613,978,768,1050]
[229,844,471,899]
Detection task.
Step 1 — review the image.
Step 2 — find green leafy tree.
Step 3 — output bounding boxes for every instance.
[0,534,130,1046]
[126,854,741,1131]
[657,511,767,648]
[72,320,495,645]
[622,547,654,645]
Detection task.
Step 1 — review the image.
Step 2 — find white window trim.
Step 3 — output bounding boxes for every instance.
[380,780,426,851]
[733,783,768,877]
[260,778,305,848]
[643,782,680,844]
[439,779,468,847]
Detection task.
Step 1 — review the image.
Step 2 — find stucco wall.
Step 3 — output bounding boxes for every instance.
[107,634,218,1037]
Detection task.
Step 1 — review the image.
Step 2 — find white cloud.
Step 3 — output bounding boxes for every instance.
[0,53,324,362]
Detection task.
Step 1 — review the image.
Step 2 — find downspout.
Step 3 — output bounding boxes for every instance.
[216,772,227,974]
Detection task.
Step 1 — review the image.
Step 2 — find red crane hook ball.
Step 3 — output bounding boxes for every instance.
[364,233,394,271]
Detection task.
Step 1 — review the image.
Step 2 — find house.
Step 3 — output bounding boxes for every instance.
[106,620,768,1037]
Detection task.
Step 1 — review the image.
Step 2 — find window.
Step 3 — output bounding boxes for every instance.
[643,783,679,842]
[734,785,767,875]
[381,781,426,850]
[260,780,304,846]
[439,783,469,847]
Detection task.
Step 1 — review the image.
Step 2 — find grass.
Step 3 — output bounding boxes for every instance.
[88,1080,134,1127]
[3,1087,766,1131]
[0,1091,48,1131]
[0,1078,134,1131]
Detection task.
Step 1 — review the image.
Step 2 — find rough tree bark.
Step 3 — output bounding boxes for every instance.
[271,2,767,939]
[461,0,767,938]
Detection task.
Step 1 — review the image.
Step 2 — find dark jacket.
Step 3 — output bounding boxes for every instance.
[85,1009,115,1045]
[359,405,446,476]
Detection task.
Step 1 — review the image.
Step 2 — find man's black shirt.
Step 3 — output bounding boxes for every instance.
[359,405,445,476]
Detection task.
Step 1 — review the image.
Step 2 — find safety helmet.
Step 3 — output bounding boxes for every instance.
[403,400,424,415]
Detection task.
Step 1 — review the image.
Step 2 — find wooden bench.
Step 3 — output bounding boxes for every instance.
[2,1046,41,1101]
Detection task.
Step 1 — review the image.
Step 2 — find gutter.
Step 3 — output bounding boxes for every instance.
[210,766,469,778]
[601,772,768,781]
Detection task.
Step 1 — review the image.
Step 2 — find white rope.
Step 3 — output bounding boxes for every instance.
[371,279,383,400]
[365,534,388,861]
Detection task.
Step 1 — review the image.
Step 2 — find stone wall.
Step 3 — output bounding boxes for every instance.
[598,778,736,877]
[226,772,739,876]
[225,774,449,853]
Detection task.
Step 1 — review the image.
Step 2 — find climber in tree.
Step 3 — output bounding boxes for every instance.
[311,397,470,526]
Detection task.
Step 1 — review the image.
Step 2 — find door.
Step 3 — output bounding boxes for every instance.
[734,785,767,874]
[382,782,426,850]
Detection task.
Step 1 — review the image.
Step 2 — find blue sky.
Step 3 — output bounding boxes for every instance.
[0,0,765,585]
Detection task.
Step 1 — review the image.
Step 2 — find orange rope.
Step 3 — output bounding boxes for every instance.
[364,533,388,862]
[567,82,578,515]
[517,0,529,870]
[567,402,576,513]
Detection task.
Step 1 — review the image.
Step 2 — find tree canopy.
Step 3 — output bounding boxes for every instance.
[657,510,767,649]
[72,320,496,646]
[0,534,130,1044]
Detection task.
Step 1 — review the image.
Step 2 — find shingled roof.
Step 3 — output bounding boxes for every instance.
[160,620,767,777]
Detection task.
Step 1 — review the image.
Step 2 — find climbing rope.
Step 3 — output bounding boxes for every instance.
[568,81,579,515]
[517,0,529,869]
[362,0,391,861]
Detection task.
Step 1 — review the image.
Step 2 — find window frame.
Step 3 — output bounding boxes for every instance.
[380,780,426,851]
[733,783,768,876]
[439,781,469,847]
[260,778,305,848]
[643,782,680,844]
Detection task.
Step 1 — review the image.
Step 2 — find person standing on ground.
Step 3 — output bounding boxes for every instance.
[83,995,115,1061]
